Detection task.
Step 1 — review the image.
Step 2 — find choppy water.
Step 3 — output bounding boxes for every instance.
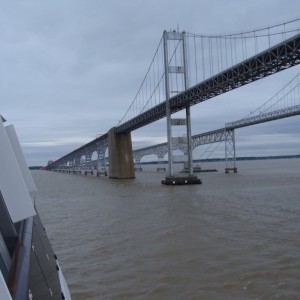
[32,159,300,299]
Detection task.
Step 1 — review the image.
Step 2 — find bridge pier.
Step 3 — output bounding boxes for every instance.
[134,159,143,171]
[161,31,201,185]
[108,127,135,179]
[225,129,237,174]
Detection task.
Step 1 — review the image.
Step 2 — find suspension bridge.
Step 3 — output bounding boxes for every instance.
[46,19,300,183]
[133,71,300,173]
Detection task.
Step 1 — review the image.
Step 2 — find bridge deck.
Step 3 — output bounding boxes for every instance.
[48,33,300,169]
[226,104,300,129]
[116,33,300,133]
[134,105,300,156]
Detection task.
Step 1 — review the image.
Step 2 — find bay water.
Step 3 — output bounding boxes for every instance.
[32,159,300,299]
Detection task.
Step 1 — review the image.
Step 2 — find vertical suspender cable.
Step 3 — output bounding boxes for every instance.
[194,35,198,83]
[208,37,212,76]
[220,36,224,71]
[234,37,237,65]
[241,33,244,61]
[157,45,160,105]
[244,34,247,59]
[175,39,179,94]
[216,36,220,73]
[225,35,228,68]
[201,36,205,80]
[254,30,258,54]
[229,35,233,67]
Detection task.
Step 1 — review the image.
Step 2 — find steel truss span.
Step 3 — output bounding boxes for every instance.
[133,104,300,162]
[116,34,300,133]
[133,128,228,161]
[226,104,300,129]
[47,33,300,171]
[49,103,300,170]
[49,133,108,171]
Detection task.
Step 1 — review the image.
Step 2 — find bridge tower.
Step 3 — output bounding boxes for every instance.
[162,30,201,184]
[225,129,237,173]
[108,128,135,179]
[96,148,107,176]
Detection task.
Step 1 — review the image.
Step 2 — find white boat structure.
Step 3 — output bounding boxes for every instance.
[0,115,71,300]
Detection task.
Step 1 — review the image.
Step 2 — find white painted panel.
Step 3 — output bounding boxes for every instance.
[5,125,37,193]
[166,31,182,40]
[0,270,12,300]
[173,154,188,162]
[168,66,184,73]
[57,261,72,300]
[0,231,11,271]
[0,119,36,223]
[172,136,187,144]
[171,118,186,126]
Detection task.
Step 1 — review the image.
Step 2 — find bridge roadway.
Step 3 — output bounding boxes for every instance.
[133,104,300,160]
[225,104,300,129]
[48,33,300,170]
[117,33,300,133]
[49,104,300,171]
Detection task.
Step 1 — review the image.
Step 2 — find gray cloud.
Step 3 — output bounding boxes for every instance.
[1,0,300,165]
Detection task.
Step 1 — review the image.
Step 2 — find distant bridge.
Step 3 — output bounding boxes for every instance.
[116,34,300,133]
[49,101,300,174]
[132,103,300,172]
[47,19,300,180]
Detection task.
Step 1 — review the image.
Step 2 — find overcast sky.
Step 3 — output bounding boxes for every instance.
[1,0,300,166]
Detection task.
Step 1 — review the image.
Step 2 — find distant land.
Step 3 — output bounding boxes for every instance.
[140,154,300,165]
[29,154,300,169]
[199,154,300,162]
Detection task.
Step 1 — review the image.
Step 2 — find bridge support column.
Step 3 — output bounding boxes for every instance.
[134,158,142,171]
[225,129,237,173]
[108,127,135,179]
[161,30,201,185]
[96,150,107,176]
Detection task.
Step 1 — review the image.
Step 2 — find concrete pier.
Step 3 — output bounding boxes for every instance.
[161,176,202,185]
[225,167,238,173]
[108,128,135,179]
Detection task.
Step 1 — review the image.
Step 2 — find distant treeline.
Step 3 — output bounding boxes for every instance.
[139,154,300,165]
[29,154,300,169]
[29,166,43,170]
